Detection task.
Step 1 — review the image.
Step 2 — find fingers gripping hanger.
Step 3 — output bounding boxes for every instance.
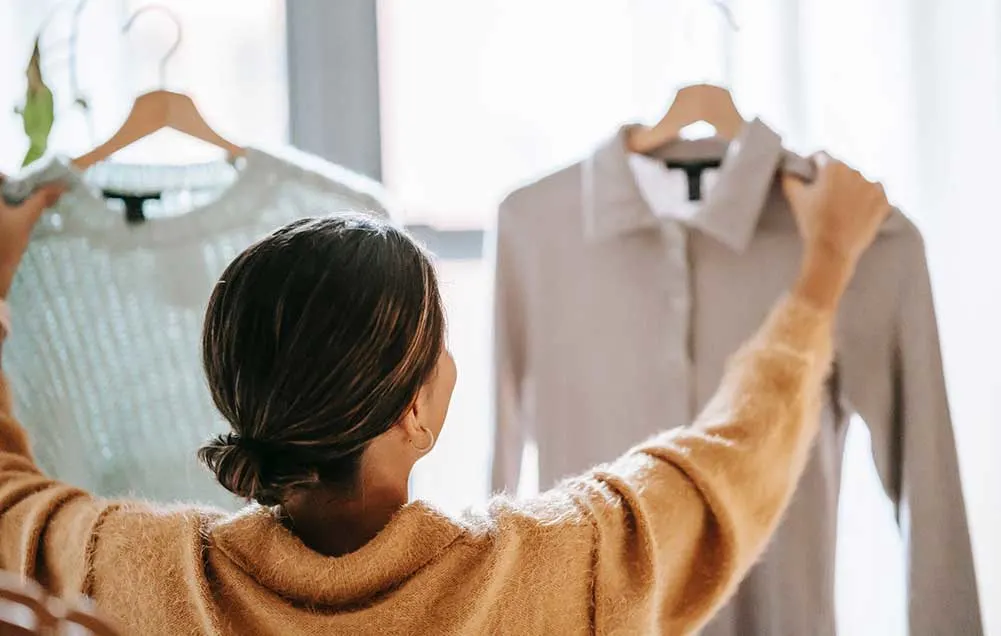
[72,4,245,171]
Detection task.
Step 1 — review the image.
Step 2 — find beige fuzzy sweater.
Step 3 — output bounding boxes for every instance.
[0,296,832,635]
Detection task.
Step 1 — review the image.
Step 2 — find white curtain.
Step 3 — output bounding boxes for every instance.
[380,1,1000,632]
[729,1,1001,633]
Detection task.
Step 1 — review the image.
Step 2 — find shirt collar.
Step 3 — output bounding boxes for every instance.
[582,118,784,251]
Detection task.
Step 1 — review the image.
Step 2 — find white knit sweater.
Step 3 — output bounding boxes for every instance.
[3,148,392,507]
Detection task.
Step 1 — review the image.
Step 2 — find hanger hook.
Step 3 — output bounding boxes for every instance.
[707,0,739,32]
[35,0,92,112]
[37,0,90,45]
[122,4,183,87]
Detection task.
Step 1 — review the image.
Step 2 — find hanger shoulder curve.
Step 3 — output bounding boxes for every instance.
[72,90,244,170]
[72,91,168,170]
[157,91,245,160]
[627,83,744,155]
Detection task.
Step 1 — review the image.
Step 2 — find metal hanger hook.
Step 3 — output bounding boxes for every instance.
[707,0,739,32]
[123,4,183,87]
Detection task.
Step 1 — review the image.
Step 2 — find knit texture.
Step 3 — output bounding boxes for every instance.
[0,295,832,635]
[3,148,392,508]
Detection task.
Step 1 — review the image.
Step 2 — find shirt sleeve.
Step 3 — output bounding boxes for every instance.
[488,200,530,494]
[892,244,982,634]
[0,367,107,598]
[570,295,834,633]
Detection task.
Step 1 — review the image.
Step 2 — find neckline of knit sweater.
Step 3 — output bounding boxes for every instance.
[209,501,463,605]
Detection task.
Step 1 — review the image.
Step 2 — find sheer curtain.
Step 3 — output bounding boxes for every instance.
[378,0,732,229]
[380,1,999,633]
[727,1,1001,632]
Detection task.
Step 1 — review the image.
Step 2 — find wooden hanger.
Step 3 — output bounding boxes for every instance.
[627,82,815,182]
[627,0,744,155]
[72,5,244,171]
[627,82,745,155]
[625,1,815,182]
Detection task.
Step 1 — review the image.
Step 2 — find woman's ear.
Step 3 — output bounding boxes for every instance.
[396,388,436,455]
[398,389,426,439]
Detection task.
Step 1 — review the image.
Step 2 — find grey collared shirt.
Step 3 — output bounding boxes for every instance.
[489,120,981,635]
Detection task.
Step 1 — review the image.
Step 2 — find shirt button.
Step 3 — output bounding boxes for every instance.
[668,350,688,367]
[667,249,687,266]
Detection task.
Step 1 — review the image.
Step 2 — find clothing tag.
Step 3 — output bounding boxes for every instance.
[664,159,723,201]
[627,152,718,222]
[101,189,162,224]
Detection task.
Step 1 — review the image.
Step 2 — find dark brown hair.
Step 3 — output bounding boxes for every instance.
[198,214,444,506]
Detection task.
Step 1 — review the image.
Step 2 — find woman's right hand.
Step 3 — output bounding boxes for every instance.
[783,154,891,310]
[0,176,63,299]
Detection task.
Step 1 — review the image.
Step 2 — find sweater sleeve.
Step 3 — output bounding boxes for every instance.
[0,366,107,597]
[573,295,834,633]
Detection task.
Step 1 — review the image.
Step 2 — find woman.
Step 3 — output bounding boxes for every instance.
[0,157,889,635]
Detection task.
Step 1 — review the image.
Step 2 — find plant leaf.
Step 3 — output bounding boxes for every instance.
[20,38,56,167]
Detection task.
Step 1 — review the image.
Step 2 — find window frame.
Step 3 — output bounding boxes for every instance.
[285,0,485,260]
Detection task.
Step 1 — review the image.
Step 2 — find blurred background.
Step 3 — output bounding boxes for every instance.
[1,1,998,633]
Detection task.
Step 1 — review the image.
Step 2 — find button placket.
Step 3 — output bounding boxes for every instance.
[660,221,693,421]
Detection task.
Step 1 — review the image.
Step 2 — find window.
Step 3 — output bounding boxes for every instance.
[0,0,287,171]
[377,0,732,229]
[408,259,492,515]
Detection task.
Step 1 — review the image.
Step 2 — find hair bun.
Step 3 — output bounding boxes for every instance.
[198,433,276,505]
[199,433,324,506]
[229,432,269,459]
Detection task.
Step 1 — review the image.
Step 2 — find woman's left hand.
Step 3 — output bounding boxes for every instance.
[0,176,64,298]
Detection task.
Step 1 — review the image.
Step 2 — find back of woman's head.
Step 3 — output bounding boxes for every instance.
[198,214,444,506]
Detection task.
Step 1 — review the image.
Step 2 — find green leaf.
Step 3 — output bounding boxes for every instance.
[19,38,56,167]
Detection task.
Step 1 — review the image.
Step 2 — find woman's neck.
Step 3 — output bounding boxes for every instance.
[284,494,406,557]
[282,458,411,557]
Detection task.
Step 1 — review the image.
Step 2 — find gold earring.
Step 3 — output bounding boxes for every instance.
[411,426,435,453]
